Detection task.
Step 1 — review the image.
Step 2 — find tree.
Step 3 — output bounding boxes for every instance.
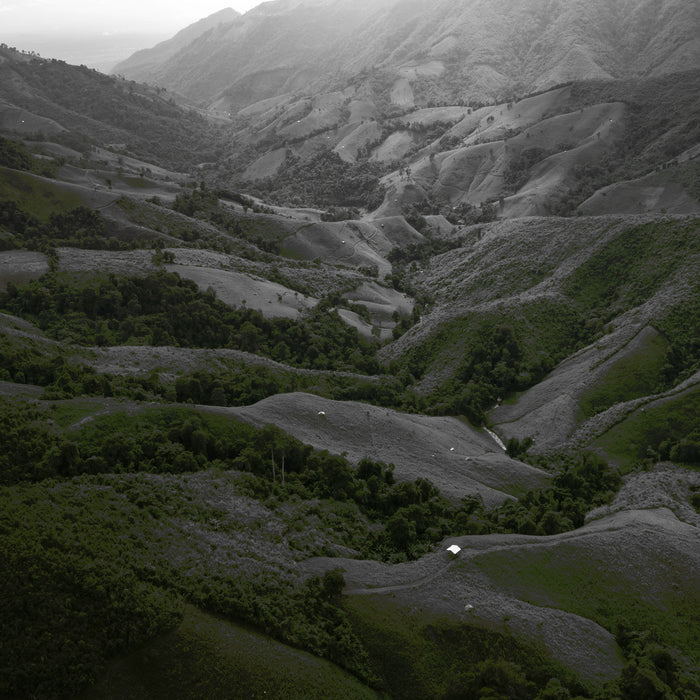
[386,512,416,552]
[320,569,345,602]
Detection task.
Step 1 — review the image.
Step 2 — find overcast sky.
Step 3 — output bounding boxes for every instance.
[0,0,261,35]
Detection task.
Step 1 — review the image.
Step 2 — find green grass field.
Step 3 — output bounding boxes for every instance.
[81,604,380,700]
[579,328,669,419]
[592,386,700,470]
[472,536,700,665]
[0,166,86,220]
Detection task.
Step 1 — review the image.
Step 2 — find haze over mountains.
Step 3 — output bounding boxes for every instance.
[115,0,700,108]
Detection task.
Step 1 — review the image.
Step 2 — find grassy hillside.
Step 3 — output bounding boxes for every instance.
[0,165,87,220]
[81,605,380,700]
[0,47,218,169]
[472,512,700,692]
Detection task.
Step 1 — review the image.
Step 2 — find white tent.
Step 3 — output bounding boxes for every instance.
[446,544,461,555]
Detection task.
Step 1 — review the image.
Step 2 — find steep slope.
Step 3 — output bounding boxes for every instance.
[111,8,241,84]
[114,0,700,110]
[384,214,699,455]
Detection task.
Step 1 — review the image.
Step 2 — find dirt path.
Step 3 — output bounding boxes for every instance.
[345,560,453,595]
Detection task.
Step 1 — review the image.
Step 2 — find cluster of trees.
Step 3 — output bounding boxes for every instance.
[245,149,386,210]
[0,135,60,177]
[388,233,466,268]
[0,270,382,373]
[613,625,699,700]
[170,185,282,254]
[656,430,700,465]
[502,147,551,194]
[437,324,556,425]
[0,397,625,558]
[0,201,145,251]
[488,452,622,535]
[0,325,421,414]
[0,458,374,698]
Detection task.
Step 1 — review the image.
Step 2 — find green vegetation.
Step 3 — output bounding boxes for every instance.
[82,604,380,700]
[0,135,60,177]
[170,185,288,254]
[591,387,700,470]
[1,45,698,700]
[0,270,382,373]
[473,532,700,698]
[578,329,669,418]
[0,166,85,222]
[0,55,218,169]
[487,452,621,535]
[562,220,700,323]
[0,201,145,252]
[0,467,377,699]
[403,299,586,424]
[502,146,552,194]
[0,394,631,698]
[244,148,386,210]
[345,596,583,700]
[387,234,466,268]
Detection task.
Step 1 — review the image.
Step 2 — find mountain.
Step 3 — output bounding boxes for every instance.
[0,45,217,168]
[112,8,241,84]
[1,19,699,700]
[114,0,700,110]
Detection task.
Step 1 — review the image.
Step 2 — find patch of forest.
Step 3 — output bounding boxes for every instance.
[0,270,382,373]
[238,149,387,210]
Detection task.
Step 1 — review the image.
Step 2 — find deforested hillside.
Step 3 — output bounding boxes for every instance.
[1,10,699,699]
[382,215,699,453]
[114,0,700,111]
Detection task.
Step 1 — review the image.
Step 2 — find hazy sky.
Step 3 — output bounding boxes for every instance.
[0,0,262,35]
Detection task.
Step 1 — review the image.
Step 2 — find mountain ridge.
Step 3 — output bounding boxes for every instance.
[113,0,700,110]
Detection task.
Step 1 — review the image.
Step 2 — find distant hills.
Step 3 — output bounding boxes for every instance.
[114,0,700,110]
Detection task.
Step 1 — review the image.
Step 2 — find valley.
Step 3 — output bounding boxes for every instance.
[1,3,699,697]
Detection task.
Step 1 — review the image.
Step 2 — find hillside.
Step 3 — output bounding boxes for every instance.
[1,20,699,700]
[0,45,217,169]
[114,0,700,110]
[112,8,241,88]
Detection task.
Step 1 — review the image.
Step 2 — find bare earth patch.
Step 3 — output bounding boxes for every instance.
[220,392,549,505]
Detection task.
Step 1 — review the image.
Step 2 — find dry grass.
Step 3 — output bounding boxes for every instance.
[219,392,549,505]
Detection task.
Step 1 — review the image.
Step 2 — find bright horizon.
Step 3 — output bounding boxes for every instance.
[0,1,262,35]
